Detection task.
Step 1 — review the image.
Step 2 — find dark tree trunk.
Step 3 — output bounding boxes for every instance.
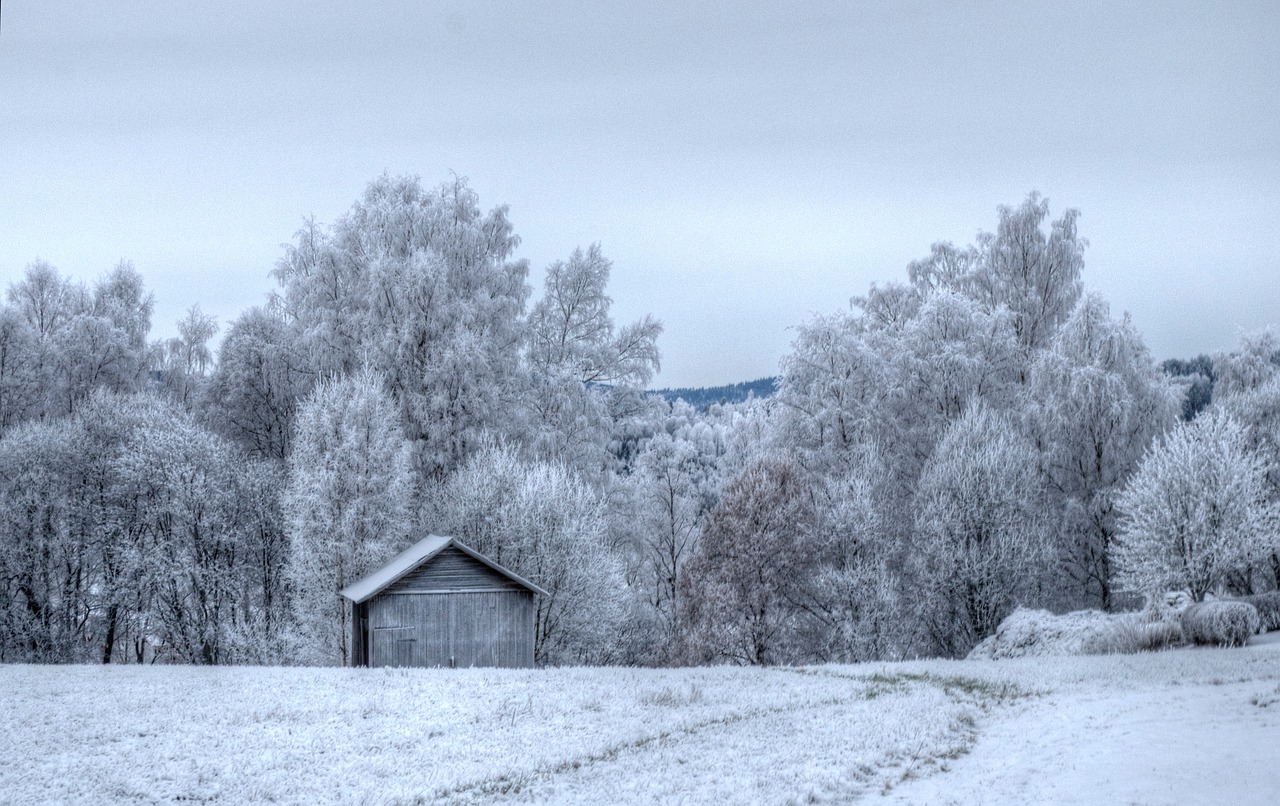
[102,603,118,664]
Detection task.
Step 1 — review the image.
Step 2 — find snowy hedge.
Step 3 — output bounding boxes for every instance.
[1180,601,1261,648]
[1236,593,1280,633]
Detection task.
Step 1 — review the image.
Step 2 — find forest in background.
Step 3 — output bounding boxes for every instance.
[651,378,778,410]
[1,176,1276,667]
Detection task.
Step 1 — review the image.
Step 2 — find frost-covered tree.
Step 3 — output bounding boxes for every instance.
[273,174,530,480]
[906,241,980,298]
[1217,376,1280,590]
[7,260,81,340]
[886,291,1020,492]
[93,261,154,364]
[1113,410,1280,602]
[895,193,1084,364]
[0,417,79,661]
[1212,328,1280,591]
[0,390,261,664]
[969,193,1085,359]
[61,392,178,664]
[57,262,154,415]
[204,306,313,461]
[0,305,41,432]
[109,408,247,664]
[776,311,888,467]
[431,442,627,665]
[524,244,661,479]
[772,193,1116,657]
[4,260,154,421]
[284,369,413,666]
[910,405,1052,657]
[777,288,1020,524]
[226,458,290,661]
[527,244,661,389]
[1213,328,1279,399]
[679,456,819,665]
[625,433,705,648]
[803,448,903,662]
[1024,293,1180,609]
[155,305,219,409]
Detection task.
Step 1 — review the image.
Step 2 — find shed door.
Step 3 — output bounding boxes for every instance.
[369,593,450,668]
[367,592,527,668]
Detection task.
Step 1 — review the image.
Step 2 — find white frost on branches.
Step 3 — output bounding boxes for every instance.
[1113,410,1280,602]
[284,369,413,666]
[430,443,627,665]
[910,405,1052,657]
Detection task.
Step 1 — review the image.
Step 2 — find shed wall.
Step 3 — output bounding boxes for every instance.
[366,590,535,668]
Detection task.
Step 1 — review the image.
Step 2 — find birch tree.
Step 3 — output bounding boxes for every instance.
[910,405,1052,657]
[626,433,705,648]
[155,305,219,409]
[1217,377,1280,590]
[0,305,41,433]
[5,260,154,421]
[969,192,1085,359]
[273,174,530,480]
[0,418,79,661]
[524,243,661,481]
[284,369,413,665]
[1024,293,1180,609]
[1213,328,1279,398]
[110,409,245,664]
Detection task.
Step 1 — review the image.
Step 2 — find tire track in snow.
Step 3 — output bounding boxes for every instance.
[424,672,1008,805]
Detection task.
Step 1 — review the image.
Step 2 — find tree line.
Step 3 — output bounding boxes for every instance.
[1,178,1276,666]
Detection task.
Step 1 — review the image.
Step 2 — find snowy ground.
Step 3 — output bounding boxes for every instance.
[3,635,1278,805]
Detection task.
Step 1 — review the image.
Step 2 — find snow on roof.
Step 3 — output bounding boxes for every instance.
[339,534,548,602]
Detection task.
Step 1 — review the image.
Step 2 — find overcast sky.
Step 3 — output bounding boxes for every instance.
[2,1,1277,388]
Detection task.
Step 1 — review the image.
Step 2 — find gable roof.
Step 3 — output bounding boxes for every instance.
[339,535,549,603]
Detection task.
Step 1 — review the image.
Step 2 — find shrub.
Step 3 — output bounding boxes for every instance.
[1081,613,1183,655]
[1238,592,1280,633]
[1180,601,1261,648]
[967,608,1115,660]
[968,605,1188,660]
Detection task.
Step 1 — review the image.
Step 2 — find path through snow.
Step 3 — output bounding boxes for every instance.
[879,635,1280,805]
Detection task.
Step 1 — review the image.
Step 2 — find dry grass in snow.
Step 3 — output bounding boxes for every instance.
[3,634,1278,804]
[2,664,989,805]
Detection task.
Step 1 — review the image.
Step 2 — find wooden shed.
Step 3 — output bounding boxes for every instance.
[339,535,547,669]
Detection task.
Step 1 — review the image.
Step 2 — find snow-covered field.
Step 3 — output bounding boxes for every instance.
[4,635,1279,805]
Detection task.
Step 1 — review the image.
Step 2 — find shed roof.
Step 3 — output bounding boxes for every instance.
[340,535,549,603]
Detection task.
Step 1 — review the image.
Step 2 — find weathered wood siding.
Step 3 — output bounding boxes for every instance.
[366,590,535,668]
[384,546,523,593]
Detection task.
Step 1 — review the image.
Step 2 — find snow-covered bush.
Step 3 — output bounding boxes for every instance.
[1180,601,1261,648]
[1237,592,1280,633]
[967,605,1186,659]
[967,608,1116,660]
[1081,612,1183,655]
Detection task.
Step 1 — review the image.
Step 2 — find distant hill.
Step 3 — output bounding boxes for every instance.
[650,377,777,410]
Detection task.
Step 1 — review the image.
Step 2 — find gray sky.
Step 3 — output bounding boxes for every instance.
[2,1,1277,388]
